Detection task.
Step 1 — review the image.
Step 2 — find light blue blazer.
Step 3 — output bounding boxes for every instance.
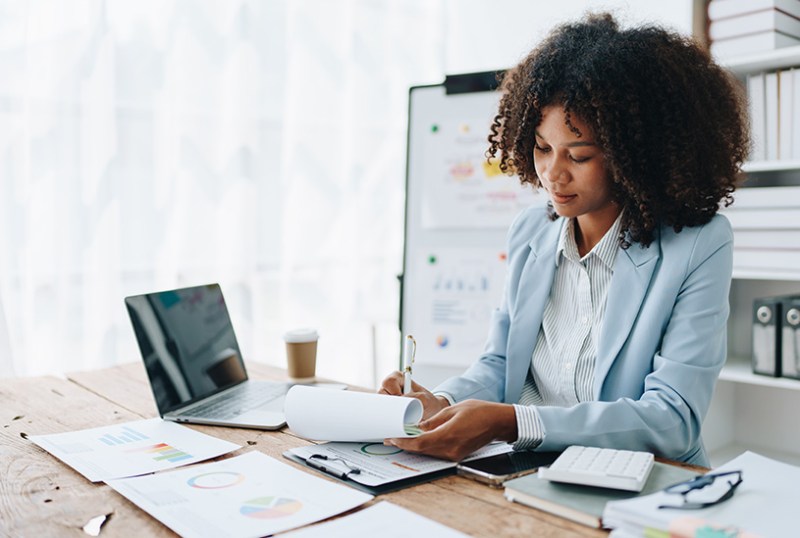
[435,207,733,467]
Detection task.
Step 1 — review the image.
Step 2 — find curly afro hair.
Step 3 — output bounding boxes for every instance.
[488,13,750,247]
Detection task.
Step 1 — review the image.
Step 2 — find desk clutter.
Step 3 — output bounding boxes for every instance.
[603,451,798,538]
[29,417,471,538]
[26,409,800,537]
[508,448,800,536]
[505,459,696,529]
[752,293,800,378]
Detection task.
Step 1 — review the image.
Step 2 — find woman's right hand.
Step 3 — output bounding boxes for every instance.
[378,371,450,420]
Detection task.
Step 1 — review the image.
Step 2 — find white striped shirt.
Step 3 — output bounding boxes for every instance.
[513,213,622,449]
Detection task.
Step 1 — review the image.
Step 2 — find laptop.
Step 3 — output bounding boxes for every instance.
[125,283,288,430]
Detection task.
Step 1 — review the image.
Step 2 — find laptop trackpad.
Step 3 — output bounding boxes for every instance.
[234,408,286,428]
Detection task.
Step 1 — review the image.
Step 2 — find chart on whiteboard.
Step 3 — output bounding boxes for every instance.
[419,114,540,230]
[405,246,507,367]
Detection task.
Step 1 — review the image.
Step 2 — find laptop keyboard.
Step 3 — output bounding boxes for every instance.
[178,382,288,420]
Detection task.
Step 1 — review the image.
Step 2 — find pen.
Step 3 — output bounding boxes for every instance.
[403,334,416,394]
[306,454,361,479]
[306,457,351,479]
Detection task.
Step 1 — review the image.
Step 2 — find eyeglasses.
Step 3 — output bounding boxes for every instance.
[658,470,743,510]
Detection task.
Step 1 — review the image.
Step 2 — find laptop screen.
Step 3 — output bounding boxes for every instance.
[125,283,248,415]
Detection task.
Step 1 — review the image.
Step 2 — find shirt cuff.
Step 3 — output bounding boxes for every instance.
[512,404,545,450]
[433,391,456,406]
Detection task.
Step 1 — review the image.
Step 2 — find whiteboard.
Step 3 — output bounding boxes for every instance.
[401,74,546,389]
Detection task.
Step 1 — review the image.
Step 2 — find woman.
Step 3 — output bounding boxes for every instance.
[379,13,749,467]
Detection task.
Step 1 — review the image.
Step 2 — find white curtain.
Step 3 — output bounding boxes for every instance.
[0,0,444,386]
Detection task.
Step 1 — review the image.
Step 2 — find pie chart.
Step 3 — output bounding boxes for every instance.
[186,471,244,489]
[361,443,403,456]
[239,496,302,519]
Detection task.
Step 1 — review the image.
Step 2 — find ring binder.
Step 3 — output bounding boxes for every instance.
[306,454,362,479]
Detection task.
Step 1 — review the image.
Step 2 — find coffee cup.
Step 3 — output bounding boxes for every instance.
[283,328,319,383]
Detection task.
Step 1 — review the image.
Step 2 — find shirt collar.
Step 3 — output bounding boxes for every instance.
[556,212,624,269]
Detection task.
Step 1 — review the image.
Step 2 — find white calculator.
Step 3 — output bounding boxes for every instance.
[538,445,655,492]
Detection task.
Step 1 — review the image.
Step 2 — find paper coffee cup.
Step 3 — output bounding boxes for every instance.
[283,328,319,383]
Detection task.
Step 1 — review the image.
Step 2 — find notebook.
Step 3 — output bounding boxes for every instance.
[125,283,288,430]
[504,461,698,529]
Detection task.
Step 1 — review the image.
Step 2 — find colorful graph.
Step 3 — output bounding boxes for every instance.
[98,426,149,446]
[360,443,403,456]
[449,160,475,181]
[240,497,302,519]
[187,471,245,489]
[482,158,503,178]
[432,273,490,292]
[129,442,192,463]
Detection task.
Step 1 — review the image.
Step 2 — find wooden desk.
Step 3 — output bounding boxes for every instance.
[0,363,677,537]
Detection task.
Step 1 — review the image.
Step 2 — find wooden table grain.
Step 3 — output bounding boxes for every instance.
[0,362,622,537]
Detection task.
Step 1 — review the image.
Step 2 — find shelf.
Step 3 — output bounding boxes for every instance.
[741,160,800,173]
[732,268,800,281]
[720,45,800,74]
[719,356,800,391]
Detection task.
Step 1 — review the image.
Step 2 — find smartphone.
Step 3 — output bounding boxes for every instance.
[456,450,561,487]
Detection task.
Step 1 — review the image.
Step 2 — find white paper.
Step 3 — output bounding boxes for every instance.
[285,386,423,442]
[29,418,240,482]
[603,451,800,537]
[289,441,513,487]
[282,501,469,538]
[106,451,373,538]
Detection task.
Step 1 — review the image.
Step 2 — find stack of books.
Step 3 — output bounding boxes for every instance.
[709,0,800,60]
[503,462,697,529]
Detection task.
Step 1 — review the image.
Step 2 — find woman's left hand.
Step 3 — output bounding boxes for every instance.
[385,399,518,461]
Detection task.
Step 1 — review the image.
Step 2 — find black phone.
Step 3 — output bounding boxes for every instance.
[456,450,561,487]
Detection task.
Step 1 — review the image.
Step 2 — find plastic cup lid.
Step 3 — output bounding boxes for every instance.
[283,328,319,343]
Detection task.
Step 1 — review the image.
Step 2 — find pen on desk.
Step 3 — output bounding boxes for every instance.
[306,457,350,479]
[306,454,361,479]
[402,334,416,394]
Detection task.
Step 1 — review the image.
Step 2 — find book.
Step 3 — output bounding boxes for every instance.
[710,9,800,41]
[503,461,698,529]
[710,31,800,60]
[766,71,780,161]
[725,205,798,229]
[780,69,794,159]
[733,229,800,249]
[709,0,800,22]
[792,69,800,159]
[748,73,767,162]
[733,248,800,273]
[602,451,800,537]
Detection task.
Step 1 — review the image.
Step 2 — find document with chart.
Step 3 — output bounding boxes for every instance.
[29,418,239,481]
[287,440,513,487]
[106,451,373,538]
